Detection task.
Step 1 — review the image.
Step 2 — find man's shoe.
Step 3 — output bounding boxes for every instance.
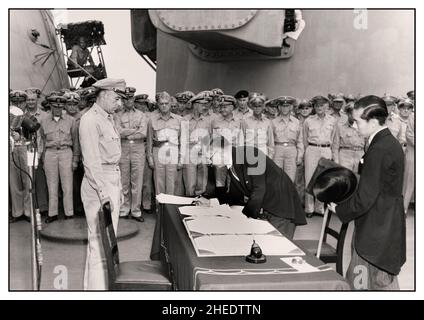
[132,215,144,223]
[306,212,314,218]
[120,215,130,219]
[143,209,152,215]
[64,215,74,220]
[10,216,22,223]
[45,216,58,224]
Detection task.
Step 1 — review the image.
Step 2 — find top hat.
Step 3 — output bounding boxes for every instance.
[306,158,357,204]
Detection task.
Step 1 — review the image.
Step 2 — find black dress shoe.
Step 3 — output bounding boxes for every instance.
[131,215,144,223]
[23,216,31,223]
[120,215,130,219]
[143,209,152,215]
[45,216,58,224]
[10,216,22,223]
[64,215,74,220]
[306,212,314,218]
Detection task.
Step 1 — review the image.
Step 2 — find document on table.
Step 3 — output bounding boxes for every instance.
[190,234,305,257]
[156,193,195,205]
[184,215,275,235]
[179,204,246,218]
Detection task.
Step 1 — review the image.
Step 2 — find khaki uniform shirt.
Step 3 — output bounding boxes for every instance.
[271,115,304,161]
[115,107,148,141]
[243,114,275,157]
[79,103,121,201]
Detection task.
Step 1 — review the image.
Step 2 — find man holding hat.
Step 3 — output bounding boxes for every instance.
[335,95,406,290]
[242,94,274,159]
[234,90,253,120]
[211,94,244,187]
[303,95,338,218]
[79,78,126,289]
[270,96,303,182]
[9,90,31,222]
[39,95,80,223]
[114,87,148,222]
[181,91,213,196]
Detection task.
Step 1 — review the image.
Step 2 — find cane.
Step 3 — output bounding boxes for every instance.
[316,205,329,259]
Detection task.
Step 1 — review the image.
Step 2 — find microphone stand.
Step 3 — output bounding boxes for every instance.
[26,134,43,290]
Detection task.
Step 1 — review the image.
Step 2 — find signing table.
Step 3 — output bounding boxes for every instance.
[150,203,351,290]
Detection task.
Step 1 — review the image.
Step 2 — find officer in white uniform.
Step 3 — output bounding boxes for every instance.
[79,78,126,290]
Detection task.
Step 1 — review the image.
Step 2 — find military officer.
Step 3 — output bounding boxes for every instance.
[211,94,244,187]
[264,99,279,120]
[211,88,224,116]
[79,86,97,115]
[270,96,303,182]
[382,95,405,144]
[40,95,80,223]
[234,90,253,120]
[114,87,148,222]
[79,78,126,290]
[147,91,182,196]
[175,91,195,117]
[9,90,31,222]
[242,94,274,158]
[397,98,414,152]
[407,90,415,104]
[328,93,348,124]
[333,103,366,173]
[403,111,414,214]
[134,94,150,113]
[24,90,49,214]
[181,91,213,196]
[303,95,338,217]
[134,94,155,213]
[344,94,356,104]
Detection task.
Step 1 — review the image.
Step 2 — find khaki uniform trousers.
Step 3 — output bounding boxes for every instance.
[9,145,31,217]
[152,146,178,195]
[82,165,121,290]
[44,148,74,217]
[119,141,145,217]
[273,145,297,182]
[304,145,332,214]
[339,149,364,173]
[142,157,154,210]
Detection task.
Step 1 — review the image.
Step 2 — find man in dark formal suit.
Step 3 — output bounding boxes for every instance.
[334,95,406,290]
[200,137,306,239]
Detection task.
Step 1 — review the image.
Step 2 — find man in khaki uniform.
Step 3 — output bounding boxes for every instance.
[24,90,48,214]
[233,90,253,120]
[79,78,126,290]
[242,94,274,158]
[181,91,213,196]
[134,94,155,213]
[398,98,413,152]
[147,91,182,196]
[403,109,414,213]
[382,95,404,144]
[303,95,338,217]
[115,87,148,222]
[333,103,366,173]
[40,95,80,223]
[9,90,31,222]
[270,96,303,182]
[211,94,244,187]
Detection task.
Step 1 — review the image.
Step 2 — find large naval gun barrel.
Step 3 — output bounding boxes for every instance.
[131,9,414,98]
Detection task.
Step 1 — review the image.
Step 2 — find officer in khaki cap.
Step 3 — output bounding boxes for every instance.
[303,95,338,217]
[115,86,148,222]
[40,95,80,223]
[175,91,195,117]
[270,96,303,182]
[79,78,126,290]
[242,94,274,158]
[181,91,213,196]
[211,94,244,187]
[134,94,150,113]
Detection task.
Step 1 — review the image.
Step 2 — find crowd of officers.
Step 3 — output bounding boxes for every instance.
[9,86,415,224]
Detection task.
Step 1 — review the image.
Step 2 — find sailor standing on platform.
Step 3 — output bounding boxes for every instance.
[79,78,126,290]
